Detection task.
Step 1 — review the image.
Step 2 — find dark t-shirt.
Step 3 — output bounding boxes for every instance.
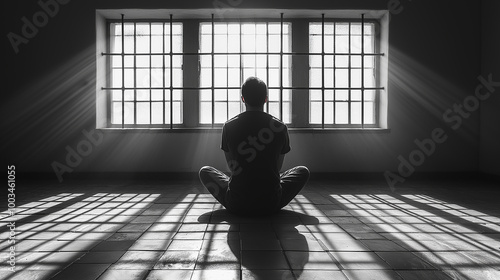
[221,111,290,212]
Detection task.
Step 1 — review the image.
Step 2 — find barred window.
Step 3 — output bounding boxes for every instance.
[106,20,183,128]
[96,10,388,130]
[309,19,382,128]
[199,21,292,125]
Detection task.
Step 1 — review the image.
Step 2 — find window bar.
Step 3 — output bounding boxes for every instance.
[169,14,173,129]
[333,22,336,124]
[361,14,365,128]
[104,51,384,56]
[162,21,166,125]
[226,23,229,120]
[121,14,125,129]
[104,86,385,91]
[134,22,137,125]
[348,22,351,125]
[254,22,257,83]
[266,22,270,113]
[239,20,243,113]
[279,13,284,121]
[321,14,325,129]
[211,14,215,127]
[149,22,152,125]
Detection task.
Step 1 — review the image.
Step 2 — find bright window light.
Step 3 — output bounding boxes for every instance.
[108,22,183,126]
[309,22,378,126]
[199,22,292,124]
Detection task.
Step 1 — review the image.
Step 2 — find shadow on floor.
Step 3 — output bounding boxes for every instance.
[198,209,319,279]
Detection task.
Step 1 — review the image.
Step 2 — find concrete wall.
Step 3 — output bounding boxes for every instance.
[480,0,500,176]
[2,0,484,178]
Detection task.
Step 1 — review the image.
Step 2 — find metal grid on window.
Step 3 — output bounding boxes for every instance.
[199,16,291,125]
[100,13,384,130]
[309,15,383,128]
[103,16,183,128]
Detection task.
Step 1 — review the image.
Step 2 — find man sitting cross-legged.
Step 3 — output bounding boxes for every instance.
[199,77,309,216]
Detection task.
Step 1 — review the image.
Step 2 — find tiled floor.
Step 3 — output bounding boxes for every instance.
[1,176,499,280]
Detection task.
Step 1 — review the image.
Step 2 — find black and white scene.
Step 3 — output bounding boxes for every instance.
[2,0,500,279]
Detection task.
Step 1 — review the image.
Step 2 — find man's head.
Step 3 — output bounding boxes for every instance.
[241,77,268,108]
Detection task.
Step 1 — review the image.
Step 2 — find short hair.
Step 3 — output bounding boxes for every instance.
[241,77,268,107]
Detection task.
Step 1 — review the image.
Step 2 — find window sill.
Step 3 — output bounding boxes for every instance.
[97,127,391,133]
[288,128,391,133]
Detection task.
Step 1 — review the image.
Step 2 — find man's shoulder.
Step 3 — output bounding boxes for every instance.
[224,111,287,130]
[269,115,286,125]
[223,114,242,129]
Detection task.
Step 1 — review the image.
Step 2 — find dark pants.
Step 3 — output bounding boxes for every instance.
[199,165,310,215]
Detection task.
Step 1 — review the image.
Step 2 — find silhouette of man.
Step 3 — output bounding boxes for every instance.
[199,77,310,216]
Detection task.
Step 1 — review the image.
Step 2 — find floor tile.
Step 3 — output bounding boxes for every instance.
[240,231,277,240]
[442,269,500,280]
[110,250,163,270]
[241,238,281,250]
[145,269,194,280]
[285,251,339,270]
[413,251,487,270]
[106,232,142,241]
[130,215,160,224]
[147,223,182,232]
[241,251,289,270]
[51,264,110,280]
[242,269,294,280]
[330,251,391,270]
[28,251,85,270]
[201,239,240,252]
[117,223,151,233]
[97,269,149,280]
[91,240,135,251]
[294,270,348,280]
[280,237,326,251]
[319,238,369,252]
[342,269,403,280]
[196,245,240,270]
[191,269,240,280]
[178,223,208,232]
[168,239,203,251]
[154,250,200,270]
[360,240,407,251]
[307,223,346,233]
[460,250,500,270]
[376,252,435,270]
[76,251,126,264]
[129,239,171,251]
[0,269,58,280]
[395,270,452,280]
[140,231,176,240]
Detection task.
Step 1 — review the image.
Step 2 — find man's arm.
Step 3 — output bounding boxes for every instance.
[277,154,285,172]
[224,152,233,168]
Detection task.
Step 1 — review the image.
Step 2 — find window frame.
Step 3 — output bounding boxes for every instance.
[96,10,389,131]
[104,18,184,129]
[197,18,293,126]
[307,17,382,129]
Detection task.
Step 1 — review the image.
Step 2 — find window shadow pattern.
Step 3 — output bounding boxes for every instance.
[0,181,499,280]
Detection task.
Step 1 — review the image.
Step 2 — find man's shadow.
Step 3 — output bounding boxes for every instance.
[198,209,319,279]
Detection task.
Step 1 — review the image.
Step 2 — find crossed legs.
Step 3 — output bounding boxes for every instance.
[199,165,310,213]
